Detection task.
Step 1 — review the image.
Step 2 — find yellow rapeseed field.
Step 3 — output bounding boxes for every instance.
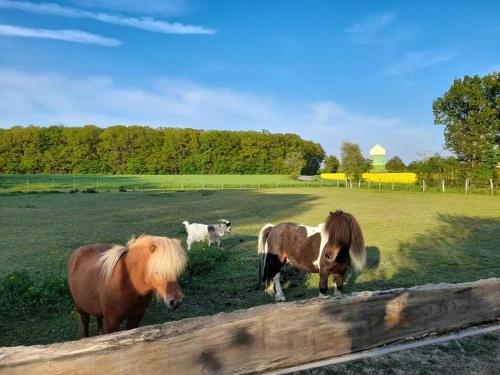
[321,172,417,184]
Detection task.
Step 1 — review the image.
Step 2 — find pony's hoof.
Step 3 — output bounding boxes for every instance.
[265,286,275,296]
[318,292,329,299]
[275,294,286,302]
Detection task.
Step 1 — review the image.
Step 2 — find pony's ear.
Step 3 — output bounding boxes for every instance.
[150,243,157,253]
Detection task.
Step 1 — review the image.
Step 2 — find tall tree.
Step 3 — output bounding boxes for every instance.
[385,156,406,172]
[433,72,500,180]
[340,142,371,180]
[323,155,340,173]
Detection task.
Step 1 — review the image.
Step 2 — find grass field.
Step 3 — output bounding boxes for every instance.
[0,188,499,371]
[1,173,496,194]
[0,174,325,190]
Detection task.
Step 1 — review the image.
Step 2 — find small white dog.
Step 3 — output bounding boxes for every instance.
[182,219,232,251]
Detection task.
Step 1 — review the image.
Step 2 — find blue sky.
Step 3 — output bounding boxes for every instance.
[0,0,499,162]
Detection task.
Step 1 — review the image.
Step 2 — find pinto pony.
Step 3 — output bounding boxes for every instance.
[257,210,365,302]
[67,235,187,336]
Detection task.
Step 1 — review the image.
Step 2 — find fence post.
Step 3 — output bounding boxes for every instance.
[336,180,339,188]
[422,179,425,192]
[441,179,445,193]
[73,176,76,191]
[465,178,468,194]
[490,178,494,194]
[368,181,371,189]
[26,176,29,191]
[241,183,243,189]
[320,181,323,188]
[378,180,381,191]
[392,180,394,191]
[96,177,99,191]
[358,179,361,188]
[140,176,143,190]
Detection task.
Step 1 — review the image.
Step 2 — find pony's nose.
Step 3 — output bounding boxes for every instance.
[169,297,183,310]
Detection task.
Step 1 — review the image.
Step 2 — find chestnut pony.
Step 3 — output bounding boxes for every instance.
[257,210,366,302]
[67,235,187,336]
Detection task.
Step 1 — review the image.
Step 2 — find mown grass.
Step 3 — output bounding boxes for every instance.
[0,174,323,191]
[1,173,496,194]
[303,331,500,375]
[0,188,499,371]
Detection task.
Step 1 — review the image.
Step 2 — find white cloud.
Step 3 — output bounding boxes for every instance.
[71,0,189,16]
[383,50,457,76]
[345,13,397,44]
[0,0,215,35]
[0,68,444,163]
[0,24,121,46]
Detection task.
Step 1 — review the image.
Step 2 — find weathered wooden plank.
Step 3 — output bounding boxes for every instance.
[1,278,499,375]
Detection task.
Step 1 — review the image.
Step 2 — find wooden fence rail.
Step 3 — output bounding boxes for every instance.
[1,278,499,375]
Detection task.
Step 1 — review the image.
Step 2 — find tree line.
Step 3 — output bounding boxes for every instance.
[0,126,325,175]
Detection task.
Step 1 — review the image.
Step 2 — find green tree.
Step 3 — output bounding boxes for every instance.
[433,72,500,178]
[340,142,371,180]
[408,154,464,186]
[284,151,306,178]
[323,155,340,173]
[0,125,324,175]
[385,156,406,172]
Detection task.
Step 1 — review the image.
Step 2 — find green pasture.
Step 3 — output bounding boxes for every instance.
[0,187,499,371]
[1,173,496,194]
[0,174,324,190]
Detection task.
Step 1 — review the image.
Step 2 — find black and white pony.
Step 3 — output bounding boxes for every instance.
[257,210,366,302]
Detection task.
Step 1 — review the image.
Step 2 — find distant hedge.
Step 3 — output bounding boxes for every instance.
[0,126,324,175]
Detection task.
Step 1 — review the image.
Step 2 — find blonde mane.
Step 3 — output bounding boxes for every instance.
[99,244,128,282]
[129,235,187,281]
[98,235,187,283]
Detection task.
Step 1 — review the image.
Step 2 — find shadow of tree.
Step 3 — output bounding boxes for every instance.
[309,215,500,375]
[355,214,500,292]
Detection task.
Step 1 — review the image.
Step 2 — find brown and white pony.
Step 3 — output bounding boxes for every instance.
[257,210,366,302]
[67,235,187,336]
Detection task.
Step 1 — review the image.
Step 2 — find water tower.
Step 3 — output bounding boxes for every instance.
[369,144,386,172]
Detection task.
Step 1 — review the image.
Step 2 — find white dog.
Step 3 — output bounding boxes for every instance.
[182,219,232,251]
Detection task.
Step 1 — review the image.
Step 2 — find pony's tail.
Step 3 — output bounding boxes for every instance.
[256,224,274,288]
[326,211,366,272]
[257,223,274,254]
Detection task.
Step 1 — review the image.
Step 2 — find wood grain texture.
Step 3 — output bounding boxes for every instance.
[1,278,499,375]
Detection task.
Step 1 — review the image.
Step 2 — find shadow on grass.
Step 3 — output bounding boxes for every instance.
[355,214,500,292]
[307,215,500,375]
